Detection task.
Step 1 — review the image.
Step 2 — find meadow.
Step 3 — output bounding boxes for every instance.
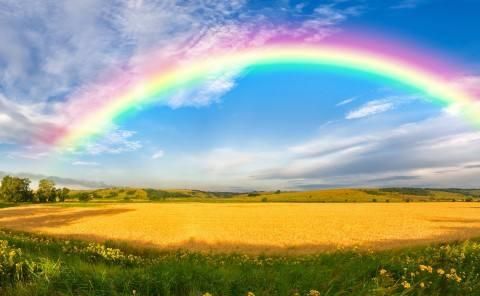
[0,228,479,295]
[1,188,480,295]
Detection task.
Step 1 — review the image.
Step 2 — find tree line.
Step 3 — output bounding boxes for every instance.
[0,176,70,203]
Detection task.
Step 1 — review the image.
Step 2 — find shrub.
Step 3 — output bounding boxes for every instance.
[78,192,92,202]
[145,189,189,200]
[380,187,432,196]
[372,198,377,202]
[261,197,268,202]
[0,240,33,285]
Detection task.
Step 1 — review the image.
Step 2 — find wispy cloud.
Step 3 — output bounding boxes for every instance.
[256,113,480,187]
[346,99,395,119]
[0,0,366,150]
[151,150,165,159]
[391,0,425,9]
[336,97,356,107]
[68,127,142,155]
[72,161,99,166]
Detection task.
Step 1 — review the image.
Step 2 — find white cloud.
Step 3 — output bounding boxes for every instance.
[0,0,366,150]
[0,113,12,124]
[68,127,142,155]
[0,93,58,145]
[346,99,395,119]
[256,112,480,187]
[336,97,356,106]
[72,161,99,166]
[152,150,165,159]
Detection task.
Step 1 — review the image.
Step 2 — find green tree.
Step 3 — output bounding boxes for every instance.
[57,187,70,202]
[77,192,92,202]
[0,176,33,202]
[36,179,57,203]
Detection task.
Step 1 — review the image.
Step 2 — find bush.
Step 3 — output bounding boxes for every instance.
[380,187,431,196]
[372,198,377,202]
[0,240,33,285]
[78,192,92,202]
[465,197,473,202]
[261,197,268,202]
[145,189,190,200]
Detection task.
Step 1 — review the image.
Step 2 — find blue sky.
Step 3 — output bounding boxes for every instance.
[1,0,480,190]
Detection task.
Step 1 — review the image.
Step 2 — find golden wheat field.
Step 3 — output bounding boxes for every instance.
[1,202,480,253]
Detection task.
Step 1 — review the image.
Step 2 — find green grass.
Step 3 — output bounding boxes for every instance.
[0,202,19,209]
[0,229,479,295]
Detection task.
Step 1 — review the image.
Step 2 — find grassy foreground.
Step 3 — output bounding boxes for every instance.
[0,230,478,295]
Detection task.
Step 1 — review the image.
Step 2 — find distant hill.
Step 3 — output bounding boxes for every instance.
[67,187,480,203]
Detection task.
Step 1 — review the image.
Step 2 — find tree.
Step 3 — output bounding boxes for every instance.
[0,176,33,202]
[77,192,92,202]
[36,179,57,203]
[57,187,70,202]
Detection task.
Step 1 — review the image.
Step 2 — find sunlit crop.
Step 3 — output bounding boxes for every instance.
[1,202,480,253]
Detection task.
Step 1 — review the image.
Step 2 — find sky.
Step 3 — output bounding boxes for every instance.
[0,0,480,190]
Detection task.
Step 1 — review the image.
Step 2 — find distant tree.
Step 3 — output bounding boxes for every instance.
[36,179,57,203]
[77,192,92,202]
[274,190,281,194]
[57,187,70,202]
[0,176,33,202]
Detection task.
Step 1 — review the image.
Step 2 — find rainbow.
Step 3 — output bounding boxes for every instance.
[52,35,479,151]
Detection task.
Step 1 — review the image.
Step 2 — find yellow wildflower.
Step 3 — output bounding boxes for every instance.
[308,290,321,296]
[420,282,425,288]
[401,281,411,289]
[419,264,433,273]
[455,275,462,283]
[379,269,387,276]
[437,268,445,275]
